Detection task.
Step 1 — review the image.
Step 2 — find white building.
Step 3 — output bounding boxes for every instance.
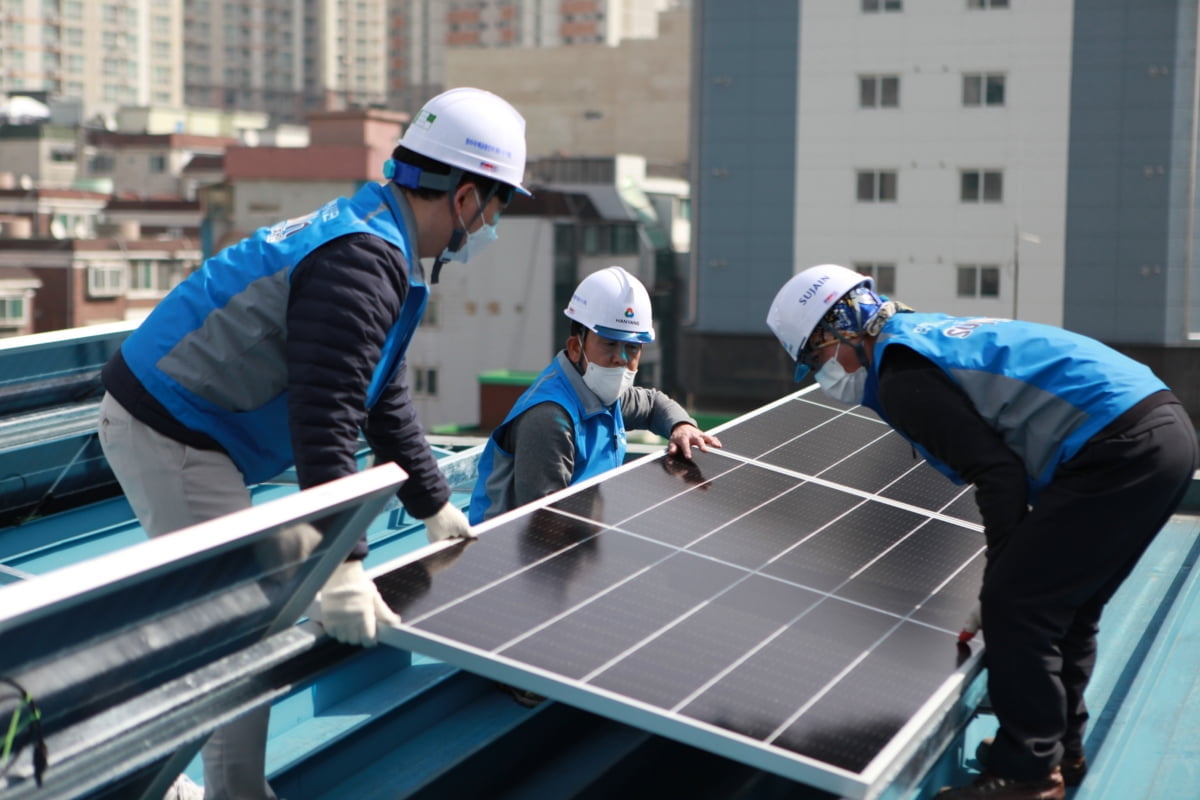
[405,155,690,429]
[685,0,1200,413]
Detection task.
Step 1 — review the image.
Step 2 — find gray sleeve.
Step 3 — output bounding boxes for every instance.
[504,401,577,508]
[619,386,696,438]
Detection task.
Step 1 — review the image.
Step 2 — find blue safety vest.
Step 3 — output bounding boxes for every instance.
[119,181,426,483]
[469,353,626,523]
[861,313,1166,498]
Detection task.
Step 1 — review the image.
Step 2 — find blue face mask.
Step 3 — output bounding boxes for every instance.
[440,189,499,264]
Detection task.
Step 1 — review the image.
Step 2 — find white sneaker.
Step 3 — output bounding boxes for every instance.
[164,774,204,800]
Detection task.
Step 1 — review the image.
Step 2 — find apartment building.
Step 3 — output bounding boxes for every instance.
[0,235,201,331]
[0,0,183,117]
[1,0,687,129]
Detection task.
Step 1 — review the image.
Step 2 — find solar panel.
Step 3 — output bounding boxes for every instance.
[0,463,406,800]
[375,389,986,798]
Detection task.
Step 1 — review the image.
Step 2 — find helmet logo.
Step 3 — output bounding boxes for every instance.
[465,137,513,160]
[624,307,635,318]
[414,110,437,128]
[798,274,831,305]
[479,161,496,171]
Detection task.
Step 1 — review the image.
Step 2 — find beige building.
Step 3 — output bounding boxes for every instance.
[79,130,238,200]
[204,107,407,252]
[0,123,79,190]
[387,0,685,115]
[443,5,689,168]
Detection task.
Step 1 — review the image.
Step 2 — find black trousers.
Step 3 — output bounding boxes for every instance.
[981,402,1197,780]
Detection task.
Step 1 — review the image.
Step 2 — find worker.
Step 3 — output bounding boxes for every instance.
[99,87,529,800]
[469,266,720,526]
[766,264,1197,800]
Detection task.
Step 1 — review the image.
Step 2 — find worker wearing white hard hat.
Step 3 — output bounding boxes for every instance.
[469,266,722,528]
[767,265,1195,800]
[97,87,530,800]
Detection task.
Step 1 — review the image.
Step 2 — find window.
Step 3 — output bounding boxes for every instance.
[411,367,438,397]
[854,262,897,295]
[89,154,115,173]
[859,75,899,108]
[148,154,167,173]
[960,169,1003,202]
[574,223,643,255]
[610,224,638,255]
[862,0,902,10]
[582,224,600,255]
[856,170,897,202]
[967,0,1008,7]
[963,73,1005,106]
[957,264,1000,298]
[420,297,438,328]
[129,260,156,290]
[0,296,26,325]
[88,264,126,297]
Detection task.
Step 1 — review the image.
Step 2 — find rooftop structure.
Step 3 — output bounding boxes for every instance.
[0,322,1196,799]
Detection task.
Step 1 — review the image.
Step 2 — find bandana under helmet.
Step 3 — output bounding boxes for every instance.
[817,284,886,342]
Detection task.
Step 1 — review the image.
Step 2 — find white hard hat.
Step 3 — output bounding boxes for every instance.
[400,87,530,196]
[766,264,873,379]
[564,266,656,344]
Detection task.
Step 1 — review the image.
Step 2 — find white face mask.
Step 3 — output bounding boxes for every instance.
[815,345,867,405]
[440,189,499,264]
[580,354,636,406]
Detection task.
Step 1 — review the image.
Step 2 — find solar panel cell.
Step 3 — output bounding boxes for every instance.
[775,621,957,772]
[500,551,745,678]
[678,598,897,742]
[588,576,824,709]
[701,398,840,458]
[836,519,983,615]
[684,482,854,570]
[759,501,924,594]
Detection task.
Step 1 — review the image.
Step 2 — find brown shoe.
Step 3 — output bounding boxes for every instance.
[975,737,1087,786]
[937,767,1065,799]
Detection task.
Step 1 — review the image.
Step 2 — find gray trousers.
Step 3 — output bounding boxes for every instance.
[98,392,278,800]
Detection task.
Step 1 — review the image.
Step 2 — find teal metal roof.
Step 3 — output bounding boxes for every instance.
[1,324,1198,799]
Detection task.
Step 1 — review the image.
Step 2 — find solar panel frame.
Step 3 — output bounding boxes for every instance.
[376,387,987,798]
[0,463,406,800]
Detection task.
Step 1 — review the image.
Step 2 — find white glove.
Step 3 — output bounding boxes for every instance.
[317,560,400,646]
[424,501,476,543]
[958,602,982,643]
